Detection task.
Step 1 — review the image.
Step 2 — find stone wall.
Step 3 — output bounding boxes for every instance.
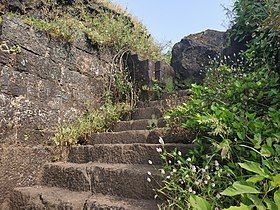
[125,53,175,100]
[0,16,114,146]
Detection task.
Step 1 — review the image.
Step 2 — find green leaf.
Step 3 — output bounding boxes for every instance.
[224,203,252,210]
[237,131,245,140]
[221,181,260,196]
[238,161,270,178]
[264,198,278,210]
[247,194,266,209]
[246,175,265,183]
[274,189,280,208]
[272,174,280,187]
[189,195,211,210]
[260,145,273,157]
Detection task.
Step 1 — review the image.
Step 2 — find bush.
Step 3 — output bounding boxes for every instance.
[156,0,280,208]
[230,0,280,70]
[158,63,280,209]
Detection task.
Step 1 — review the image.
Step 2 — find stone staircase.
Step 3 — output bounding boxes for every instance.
[7,91,193,210]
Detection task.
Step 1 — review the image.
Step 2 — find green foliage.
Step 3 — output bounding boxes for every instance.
[157,142,235,209]
[230,0,280,70]
[5,0,164,60]
[159,10,280,205]
[160,63,280,208]
[53,102,130,146]
[164,77,175,93]
[112,70,134,103]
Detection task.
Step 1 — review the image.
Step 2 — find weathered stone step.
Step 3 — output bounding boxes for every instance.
[88,129,194,145]
[9,186,159,210]
[68,143,194,164]
[41,162,161,200]
[88,130,151,144]
[161,90,190,100]
[136,100,166,108]
[131,107,163,120]
[112,118,165,132]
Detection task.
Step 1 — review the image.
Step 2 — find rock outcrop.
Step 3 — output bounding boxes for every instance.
[171,29,226,83]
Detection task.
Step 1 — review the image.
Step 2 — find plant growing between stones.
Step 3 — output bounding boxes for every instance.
[53,101,131,146]
[0,42,21,54]
[3,0,165,61]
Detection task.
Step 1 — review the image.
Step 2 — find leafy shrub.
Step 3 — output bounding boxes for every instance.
[158,63,280,209]
[156,0,280,208]
[53,102,130,146]
[230,0,280,70]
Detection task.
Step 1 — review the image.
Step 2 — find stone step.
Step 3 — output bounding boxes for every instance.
[88,130,151,144]
[88,128,195,145]
[41,162,161,200]
[68,143,194,165]
[9,186,159,210]
[162,90,190,100]
[131,107,163,120]
[112,118,165,132]
[136,100,166,108]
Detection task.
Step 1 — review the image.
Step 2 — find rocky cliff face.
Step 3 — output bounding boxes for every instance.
[171,29,227,84]
[0,16,114,145]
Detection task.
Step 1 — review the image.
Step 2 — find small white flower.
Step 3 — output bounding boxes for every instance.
[204,180,208,184]
[148,160,153,165]
[187,157,191,162]
[192,191,196,194]
[147,177,151,182]
[156,147,162,153]
[159,137,164,145]
[206,175,211,180]
[172,168,177,173]
[214,160,219,166]
[178,151,182,156]
[212,183,216,187]
[159,169,165,175]
[189,187,193,192]
[147,171,152,176]
[166,175,171,179]
[191,165,196,172]
[168,160,172,164]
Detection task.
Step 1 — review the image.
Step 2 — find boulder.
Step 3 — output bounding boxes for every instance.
[171,29,226,83]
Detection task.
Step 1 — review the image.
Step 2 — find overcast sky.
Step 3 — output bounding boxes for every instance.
[110,0,234,45]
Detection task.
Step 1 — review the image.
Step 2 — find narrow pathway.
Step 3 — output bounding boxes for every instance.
[8,91,193,210]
